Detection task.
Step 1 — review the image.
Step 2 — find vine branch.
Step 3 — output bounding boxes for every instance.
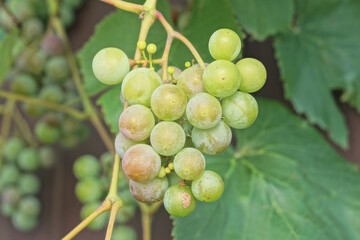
[0,100,15,167]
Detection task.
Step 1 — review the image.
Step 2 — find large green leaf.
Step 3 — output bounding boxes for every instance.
[96,84,123,134]
[78,0,171,96]
[173,99,360,240]
[274,0,360,148]
[0,32,18,84]
[169,0,244,67]
[229,0,294,41]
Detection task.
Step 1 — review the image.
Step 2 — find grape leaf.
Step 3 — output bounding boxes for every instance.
[169,0,244,67]
[96,85,122,134]
[228,0,294,41]
[173,99,360,240]
[78,0,171,96]
[274,0,360,148]
[0,32,18,84]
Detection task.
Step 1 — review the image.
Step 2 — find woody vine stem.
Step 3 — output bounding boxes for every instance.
[60,0,205,239]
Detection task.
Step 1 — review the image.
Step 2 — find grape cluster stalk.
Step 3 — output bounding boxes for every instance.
[62,1,267,240]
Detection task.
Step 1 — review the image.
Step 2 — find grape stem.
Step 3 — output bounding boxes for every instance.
[0,90,88,120]
[129,58,162,67]
[13,107,38,147]
[0,99,15,168]
[0,0,20,28]
[139,201,163,240]
[104,201,122,240]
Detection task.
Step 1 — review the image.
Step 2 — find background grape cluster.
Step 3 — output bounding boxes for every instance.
[92,28,266,217]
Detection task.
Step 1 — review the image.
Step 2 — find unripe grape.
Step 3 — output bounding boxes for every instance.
[7,1,34,22]
[147,43,157,54]
[222,91,258,129]
[17,147,40,171]
[174,148,205,180]
[114,132,144,158]
[121,68,161,107]
[129,177,169,203]
[73,155,100,179]
[122,144,161,183]
[192,120,232,155]
[157,66,182,82]
[164,185,196,217]
[22,103,45,117]
[1,186,20,205]
[64,0,84,9]
[18,196,41,217]
[35,120,61,144]
[22,18,44,41]
[236,58,267,93]
[81,202,108,230]
[115,204,136,223]
[45,56,70,81]
[92,47,130,85]
[151,84,187,121]
[112,226,137,240]
[10,74,38,95]
[118,104,155,141]
[41,34,65,56]
[185,61,191,68]
[0,164,20,185]
[11,211,38,232]
[18,174,41,195]
[209,28,241,61]
[60,4,75,27]
[137,41,146,50]
[186,93,222,129]
[75,178,103,203]
[2,137,24,162]
[150,121,186,156]
[39,147,56,169]
[192,170,224,202]
[177,65,205,99]
[18,50,47,75]
[202,60,241,98]
[1,202,16,217]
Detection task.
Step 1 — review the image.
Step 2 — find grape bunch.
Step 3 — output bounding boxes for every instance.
[0,136,56,231]
[0,0,88,149]
[73,153,137,239]
[92,28,266,217]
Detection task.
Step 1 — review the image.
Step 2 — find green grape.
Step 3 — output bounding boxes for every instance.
[122,68,161,107]
[39,85,65,103]
[80,202,108,231]
[208,28,241,61]
[1,202,16,217]
[168,172,182,186]
[1,186,21,205]
[22,103,45,117]
[73,155,100,179]
[0,164,20,186]
[63,0,84,9]
[45,56,70,81]
[129,177,169,203]
[115,132,145,158]
[17,147,40,171]
[75,178,103,203]
[118,104,155,141]
[18,196,41,217]
[157,66,182,83]
[60,4,75,27]
[41,34,65,56]
[11,211,38,232]
[19,50,47,75]
[2,137,24,162]
[122,144,161,183]
[34,121,61,144]
[115,204,136,223]
[192,170,224,202]
[0,10,15,30]
[177,65,205,99]
[39,147,56,169]
[6,1,34,22]
[191,120,232,155]
[202,60,241,98]
[186,93,222,129]
[118,189,137,205]
[151,84,187,121]
[236,58,267,93]
[174,148,205,180]
[163,185,196,217]
[18,174,41,195]
[150,121,186,156]
[10,74,38,95]
[22,18,44,41]
[112,225,137,240]
[92,47,130,85]
[222,91,258,129]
